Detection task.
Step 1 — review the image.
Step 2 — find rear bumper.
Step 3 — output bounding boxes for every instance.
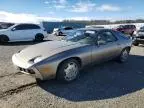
[133,37,144,44]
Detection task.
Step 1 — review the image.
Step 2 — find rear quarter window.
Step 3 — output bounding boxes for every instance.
[27,24,41,29]
[15,24,41,30]
[113,31,129,40]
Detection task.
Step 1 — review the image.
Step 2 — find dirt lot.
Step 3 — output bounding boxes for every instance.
[0,35,144,108]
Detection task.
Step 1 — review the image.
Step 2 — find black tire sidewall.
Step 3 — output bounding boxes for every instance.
[119,48,129,63]
[35,34,44,41]
[0,35,9,43]
[133,41,139,46]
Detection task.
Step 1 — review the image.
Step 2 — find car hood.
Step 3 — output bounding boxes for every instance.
[16,40,84,64]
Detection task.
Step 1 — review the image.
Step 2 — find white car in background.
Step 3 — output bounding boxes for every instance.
[0,23,47,43]
[53,26,74,36]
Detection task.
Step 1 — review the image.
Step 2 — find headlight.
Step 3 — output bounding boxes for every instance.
[29,56,43,64]
[17,50,21,53]
[34,56,43,63]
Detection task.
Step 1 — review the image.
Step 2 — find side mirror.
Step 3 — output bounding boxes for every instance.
[11,28,16,31]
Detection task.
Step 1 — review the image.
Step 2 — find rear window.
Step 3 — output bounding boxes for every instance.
[113,31,129,40]
[131,25,136,28]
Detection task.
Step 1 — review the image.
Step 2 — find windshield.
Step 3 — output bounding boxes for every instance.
[117,25,124,28]
[0,23,14,29]
[66,30,96,44]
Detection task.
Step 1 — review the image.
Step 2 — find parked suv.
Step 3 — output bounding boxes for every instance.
[0,23,47,43]
[53,26,74,36]
[115,25,136,36]
[133,28,144,46]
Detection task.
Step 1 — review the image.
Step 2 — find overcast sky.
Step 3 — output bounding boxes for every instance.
[0,0,144,23]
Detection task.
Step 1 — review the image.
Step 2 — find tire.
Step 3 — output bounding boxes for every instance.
[133,42,139,46]
[59,32,63,36]
[118,48,130,63]
[35,34,44,42]
[0,35,9,43]
[57,59,80,83]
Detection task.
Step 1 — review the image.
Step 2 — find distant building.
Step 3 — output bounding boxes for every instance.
[42,22,86,33]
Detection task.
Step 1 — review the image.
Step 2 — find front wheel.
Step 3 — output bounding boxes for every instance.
[0,35,9,43]
[118,48,130,63]
[57,59,80,83]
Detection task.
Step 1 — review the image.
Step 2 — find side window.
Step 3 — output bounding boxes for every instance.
[97,32,107,45]
[14,24,27,30]
[28,24,41,29]
[104,31,117,42]
[124,25,128,29]
[129,25,133,29]
[65,27,73,30]
[14,24,40,30]
[97,31,117,45]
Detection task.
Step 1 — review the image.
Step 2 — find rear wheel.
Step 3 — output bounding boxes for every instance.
[57,59,80,83]
[118,48,130,63]
[35,34,44,42]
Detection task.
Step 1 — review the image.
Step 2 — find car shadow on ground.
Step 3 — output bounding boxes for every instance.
[38,54,144,102]
[0,40,51,46]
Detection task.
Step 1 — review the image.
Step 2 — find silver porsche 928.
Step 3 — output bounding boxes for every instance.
[12,28,132,82]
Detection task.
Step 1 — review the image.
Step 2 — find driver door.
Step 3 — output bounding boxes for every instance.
[92,30,120,64]
[11,24,32,41]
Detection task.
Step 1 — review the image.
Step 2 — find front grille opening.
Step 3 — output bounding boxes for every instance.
[18,67,35,74]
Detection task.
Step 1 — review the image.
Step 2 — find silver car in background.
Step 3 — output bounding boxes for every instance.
[12,28,132,82]
[53,26,74,36]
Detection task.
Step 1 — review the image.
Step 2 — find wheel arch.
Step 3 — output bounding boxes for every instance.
[35,33,44,38]
[124,46,131,52]
[0,34,10,42]
[56,57,82,76]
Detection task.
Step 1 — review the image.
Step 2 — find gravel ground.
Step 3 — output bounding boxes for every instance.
[0,35,144,108]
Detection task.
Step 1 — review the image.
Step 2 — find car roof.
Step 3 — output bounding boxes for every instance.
[78,28,111,31]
